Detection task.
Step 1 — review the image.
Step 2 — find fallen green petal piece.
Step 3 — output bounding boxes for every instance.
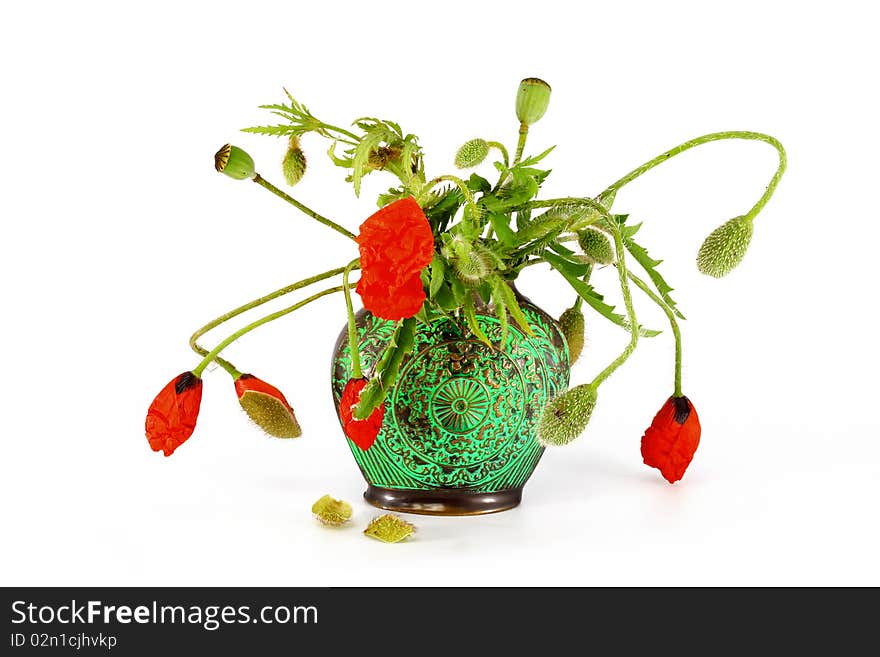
[311,494,353,526]
[363,514,416,543]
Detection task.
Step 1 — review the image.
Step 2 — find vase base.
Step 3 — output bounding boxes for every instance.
[364,485,523,516]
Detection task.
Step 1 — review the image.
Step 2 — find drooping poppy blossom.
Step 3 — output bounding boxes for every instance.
[234,374,302,439]
[641,396,701,484]
[339,378,385,450]
[356,196,434,320]
[145,371,203,457]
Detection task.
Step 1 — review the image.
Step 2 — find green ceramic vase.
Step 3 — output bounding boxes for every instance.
[331,289,570,515]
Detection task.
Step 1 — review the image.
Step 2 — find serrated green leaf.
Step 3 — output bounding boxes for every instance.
[623,236,685,319]
[542,248,590,277]
[352,318,416,420]
[545,251,661,337]
[450,276,467,306]
[547,240,576,257]
[492,276,533,336]
[434,282,457,310]
[429,256,446,298]
[463,294,492,347]
[351,130,385,197]
[467,173,491,193]
[517,145,556,167]
[493,292,509,348]
[488,212,516,246]
[327,141,353,167]
[241,124,297,137]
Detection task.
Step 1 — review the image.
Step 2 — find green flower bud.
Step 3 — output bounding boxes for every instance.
[214,144,255,180]
[696,215,754,278]
[515,77,551,126]
[311,494,353,526]
[444,239,493,285]
[577,227,615,265]
[363,514,416,543]
[282,136,307,186]
[516,210,569,243]
[558,305,585,364]
[454,138,490,169]
[238,390,302,439]
[537,384,598,447]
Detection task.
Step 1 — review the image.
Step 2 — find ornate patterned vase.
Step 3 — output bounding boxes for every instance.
[331,289,570,515]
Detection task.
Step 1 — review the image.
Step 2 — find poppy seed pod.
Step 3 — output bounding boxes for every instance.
[537,384,598,446]
[214,144,255,180]
[558,305,585,364]
[454,138,490,169]
[282,136,307,186]
[515,77,551,126]
[696,215,754,278]
[577,227,615,265]
[235,374,302,438]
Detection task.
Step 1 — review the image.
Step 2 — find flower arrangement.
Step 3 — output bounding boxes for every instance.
[145,77,785,486]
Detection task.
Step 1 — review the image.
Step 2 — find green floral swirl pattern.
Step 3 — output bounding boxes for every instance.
[332,296,570,492]
[431,378,490,433]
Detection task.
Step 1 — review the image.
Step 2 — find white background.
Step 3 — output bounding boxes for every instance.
[1,1,878,586]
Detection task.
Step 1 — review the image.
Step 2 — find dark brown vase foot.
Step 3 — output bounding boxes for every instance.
[364,485,523,516]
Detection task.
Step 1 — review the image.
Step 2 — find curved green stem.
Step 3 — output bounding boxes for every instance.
[343,258,363,379]
[597,131,786,222]
[512,123,529,166]
[252,174,357,241]
[627,272,682,396]
[189,266,347,377]
[192,285,347,377]
[590,228,638,388]
[487,141,510,168]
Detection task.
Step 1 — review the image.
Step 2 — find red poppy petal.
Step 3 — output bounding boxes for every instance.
[234,374,294,414]
[356,272,426,321]
[641,396,701,483]
[145,372,203,457]
[339,378,385,450]
[356,197,434,320]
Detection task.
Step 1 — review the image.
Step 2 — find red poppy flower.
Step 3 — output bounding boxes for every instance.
[339,378,385,450]
[641,396,701,483]
[234,373,302,438]
[356,196,434,320]
[355,270,427,321]
[145,371,203,457]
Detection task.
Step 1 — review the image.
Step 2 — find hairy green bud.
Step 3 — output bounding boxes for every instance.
[696,215,754,278]
[282,136,307,186]
[516,211,569,243]
[516,77,551,126]
[558,306,585,364]
[577,227,615,265]
[238,391,302,439]
[311,494,353,526]
[455,138,490,169]
[364,514,416,543]
[537,384,598,447]
[444,239,493,285]
[214,144,255,180]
